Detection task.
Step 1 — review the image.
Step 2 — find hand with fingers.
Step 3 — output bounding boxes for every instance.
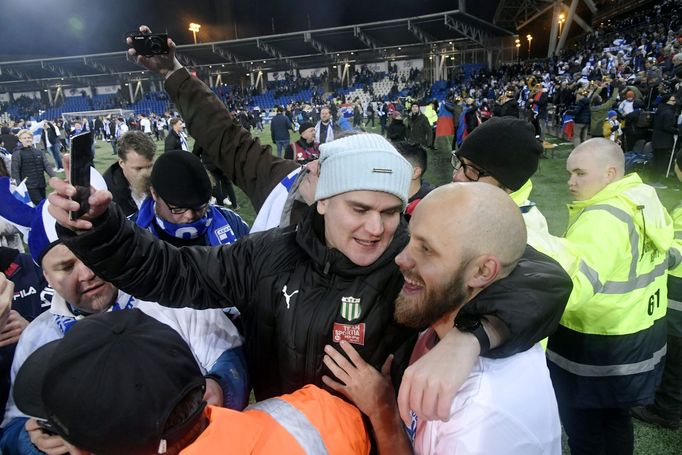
[0,310,29,348]
[397,329,480,425]
[322,341,412,455]
[47,154,113,232]
[126,25,183,78]
[321,340,395,418]
[25,419,70,455]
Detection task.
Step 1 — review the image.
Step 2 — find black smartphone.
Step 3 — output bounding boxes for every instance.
[69,131,92,221]
[36,419,58,436]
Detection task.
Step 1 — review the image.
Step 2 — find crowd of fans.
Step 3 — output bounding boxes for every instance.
[0,3,682,454]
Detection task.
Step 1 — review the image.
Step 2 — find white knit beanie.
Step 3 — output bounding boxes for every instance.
[314,133,412,209]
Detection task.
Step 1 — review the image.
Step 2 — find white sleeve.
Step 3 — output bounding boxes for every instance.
[136,302,243,374]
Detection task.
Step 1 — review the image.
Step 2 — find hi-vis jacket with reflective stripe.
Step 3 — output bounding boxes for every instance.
[510,180,578,274]
[182,385,370,455]
[547,173,674,408]
[665,204,682,337]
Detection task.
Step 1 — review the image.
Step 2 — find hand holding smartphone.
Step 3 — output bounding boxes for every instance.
[36,418,59,436]
[69,131,93,221]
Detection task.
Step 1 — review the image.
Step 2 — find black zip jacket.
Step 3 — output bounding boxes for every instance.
[58,201,571,400]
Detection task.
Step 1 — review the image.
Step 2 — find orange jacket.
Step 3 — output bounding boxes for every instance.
[182,385,370,454]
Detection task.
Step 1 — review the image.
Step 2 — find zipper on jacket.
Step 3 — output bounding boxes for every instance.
[305,272,334,381]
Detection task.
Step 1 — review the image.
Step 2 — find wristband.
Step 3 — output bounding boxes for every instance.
[454,316,491,355]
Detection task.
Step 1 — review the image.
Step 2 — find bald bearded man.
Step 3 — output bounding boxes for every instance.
[322,183,562,455]
[548,138,673,455]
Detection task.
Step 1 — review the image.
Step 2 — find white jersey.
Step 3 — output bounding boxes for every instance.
[140,117,152,134]
[2,290,242,426]
[411,332,561,455]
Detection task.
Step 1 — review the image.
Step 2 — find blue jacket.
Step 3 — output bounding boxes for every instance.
[270,113,292,142]
[0,248,49,415]
[571,97,591,124]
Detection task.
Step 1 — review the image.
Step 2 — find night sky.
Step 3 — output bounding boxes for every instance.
[0,0,498,60]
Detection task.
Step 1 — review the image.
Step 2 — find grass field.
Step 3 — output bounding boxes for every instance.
[86,125,681,454]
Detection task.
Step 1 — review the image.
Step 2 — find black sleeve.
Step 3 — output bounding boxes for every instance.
[58,203,261,312]
[458,245,572,358]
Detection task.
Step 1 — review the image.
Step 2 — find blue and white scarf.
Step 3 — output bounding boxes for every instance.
[251,167,302,233]
[53,292,135,334]
[314,120,334,144]
[136,198,237,245]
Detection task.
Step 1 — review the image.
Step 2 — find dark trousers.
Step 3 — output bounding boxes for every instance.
[652,335,682,420]
[574,123,590,145]
[49,143,62,169]
[653,147,672,177]
[558,404,633,455]
[27,187,46,205]
[209,169,238,207]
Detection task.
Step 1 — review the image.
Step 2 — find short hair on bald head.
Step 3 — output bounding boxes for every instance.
[426,183,527,279]
[571,138,625,178]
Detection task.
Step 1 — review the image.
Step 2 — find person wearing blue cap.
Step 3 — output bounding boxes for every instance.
[602,110,622,144]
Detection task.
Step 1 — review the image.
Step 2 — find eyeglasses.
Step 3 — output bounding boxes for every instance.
[166,202,209,216]
[451,153,490,182]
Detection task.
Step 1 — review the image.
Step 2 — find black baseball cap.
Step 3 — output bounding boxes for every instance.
[13,309,206,454]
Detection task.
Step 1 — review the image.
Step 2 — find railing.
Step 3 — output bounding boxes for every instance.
[592,0,655,25]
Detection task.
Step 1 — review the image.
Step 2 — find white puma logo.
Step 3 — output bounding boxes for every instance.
[282,285,299,309]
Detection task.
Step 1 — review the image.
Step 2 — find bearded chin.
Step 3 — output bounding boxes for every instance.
[394,274,470,330]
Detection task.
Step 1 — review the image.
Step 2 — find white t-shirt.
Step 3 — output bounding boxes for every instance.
[130,189,147,210]
[410,330,561,455]
[140,117,152,134]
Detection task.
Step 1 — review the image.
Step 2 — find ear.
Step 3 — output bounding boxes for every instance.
[467,255,501,289]
[316,198,329,215]
[412,166,422,181]
[150,187,158,202]
[606,165,618,182]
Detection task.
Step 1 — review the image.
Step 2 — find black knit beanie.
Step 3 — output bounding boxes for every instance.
[151,151,212,207]
[299,122,315,135]
[457,117,542,191]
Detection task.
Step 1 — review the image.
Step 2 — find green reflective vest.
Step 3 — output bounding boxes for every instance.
[545,173,674,408]
[559,173,672,335]
[666,204,682,337]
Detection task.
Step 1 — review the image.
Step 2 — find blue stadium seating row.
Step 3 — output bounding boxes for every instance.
[5,75,470,120]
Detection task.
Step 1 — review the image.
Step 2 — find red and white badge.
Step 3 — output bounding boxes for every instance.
[332,322,366,346]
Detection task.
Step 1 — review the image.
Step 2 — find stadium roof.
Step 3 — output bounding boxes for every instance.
[0,9,513,93]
